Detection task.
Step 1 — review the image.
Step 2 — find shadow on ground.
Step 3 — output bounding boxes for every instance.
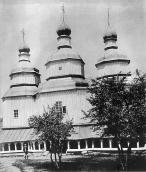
[13,154,146,171]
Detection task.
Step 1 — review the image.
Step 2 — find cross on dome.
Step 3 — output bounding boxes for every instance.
[107,8,110,27]
[19,29,30,53]
[56,4,71,36]
[62,3,65,23]
[103,8,117,43]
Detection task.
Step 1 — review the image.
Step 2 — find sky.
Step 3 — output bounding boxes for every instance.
[0,0,146,117]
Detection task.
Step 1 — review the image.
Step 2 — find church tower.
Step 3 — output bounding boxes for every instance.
[95,10,130,78]
[45,5,85,83]
[2,31,40,128]
[38,5,89,124]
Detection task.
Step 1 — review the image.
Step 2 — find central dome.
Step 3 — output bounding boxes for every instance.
[56,21,71,36]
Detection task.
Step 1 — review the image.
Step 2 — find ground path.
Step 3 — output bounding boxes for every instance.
[0,158,21,172]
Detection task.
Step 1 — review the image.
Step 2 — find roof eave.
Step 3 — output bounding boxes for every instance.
[95,58,130,68]
[45,58,85,66]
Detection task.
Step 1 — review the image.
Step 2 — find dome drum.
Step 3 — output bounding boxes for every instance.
[45,58,85,81]
[103,34,117,43]
[10,68,40,78]
[19,55,30,62]
[18,52,30,57]
[9,67,41,88]
[57,35,71,49]
[104,46,118,51]
[57,35,71,40]
[96,60,130,79]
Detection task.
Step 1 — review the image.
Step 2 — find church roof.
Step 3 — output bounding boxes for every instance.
[3,86,37,99]
[45,48,84,65]
[68,125,104,140]
[10,67,40,76]
[96,53,130,66]
[37,77,88,94]
[0,125,105,143]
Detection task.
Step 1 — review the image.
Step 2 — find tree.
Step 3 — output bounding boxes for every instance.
[28,104,73,169]
[85,72,146,171]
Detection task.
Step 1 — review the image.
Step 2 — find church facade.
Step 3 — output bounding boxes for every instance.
[0,8,145,155]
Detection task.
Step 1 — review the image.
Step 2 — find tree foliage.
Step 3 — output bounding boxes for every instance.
[28,104,73,169]
[85,72,146,170]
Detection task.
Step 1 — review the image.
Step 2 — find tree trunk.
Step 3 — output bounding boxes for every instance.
[59,144,62,164]
[54,153,60,169]
[50,152,54,164]
[125,142,132,171]
[58,153,62,165]
[117,143,126,171]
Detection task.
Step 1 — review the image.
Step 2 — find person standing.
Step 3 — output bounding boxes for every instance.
[23,143,28,159]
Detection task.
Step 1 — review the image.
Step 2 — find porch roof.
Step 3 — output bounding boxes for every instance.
[0,128,38,143]
[68,125,104,140]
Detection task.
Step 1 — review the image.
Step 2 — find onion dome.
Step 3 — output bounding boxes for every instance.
[19,29,30,53]
[95,9,130,78]
[56,4,71,36]
[19,44,30,53]
[56,21,71,36]
[103,9,117,43]
[103,25,117,43]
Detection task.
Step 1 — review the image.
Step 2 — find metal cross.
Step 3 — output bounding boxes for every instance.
[21,28,25,44]
[61,3,65,22]
[108,8,110,26]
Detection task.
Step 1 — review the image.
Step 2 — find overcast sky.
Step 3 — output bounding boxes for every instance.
[0,0,146,117]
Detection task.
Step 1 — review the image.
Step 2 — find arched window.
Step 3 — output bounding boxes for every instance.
[0,144,2,151]
[16,142,21,150]
[103,138,109,148]
[80,140,85,149]
[94,139,100,148]
[121,139,128,148]
[29,142,33,150]
[87,139,92,148]
[35,141,39,150]
[131,139,137,148]
[4,144,8,151]
[139,138,145,147]
[40,142,44,150]
[10,143,15,150]
[70,140,78,149]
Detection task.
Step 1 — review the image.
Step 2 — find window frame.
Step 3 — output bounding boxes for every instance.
[14,109,18,118]
[55,101,67,114]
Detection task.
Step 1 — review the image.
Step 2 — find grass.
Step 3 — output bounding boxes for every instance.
[13,153,146,171]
